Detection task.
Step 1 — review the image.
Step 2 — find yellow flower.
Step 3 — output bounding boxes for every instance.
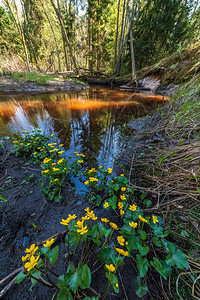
[48,144,53,146]
[43,158,51,164]
[89,177,98,182]
[58,151,64,154]
[13,141,18,143]
[84,181,89,185]
[22,255,29,262]
[43,238,54,247]
[40,149,44,152]
[33,152,37,155]
[117,236,125,246]
[139,215,148,223]
[120,174,124,177]
[60,144,64,147]
[80,154,85,157]
[120,210,125,215]
[129,204,137,211]
[82,215,90,221]
[77,225,88,235]
[120,195,126,201]
[25,244,38,257]
[60,214,77,226]
[37,129,40,131]
[24,255,40,272]
[37,147,41,149]
[51,134,54,137]
[129,222,138,228]
[57,159,64,164]
[110,222,119,230]
[54,178,59,182]
[99,166,102,168]
[107,168,112,174]
[152,215,158,224]
[76,220,84,228]
[27,143,31,146]
[105,264,115,272]
[74,151,79,154]
[121,187,126,191]
[115,248,128,256]
[52,163,56,165]
[116,283,119,288]
[104,202,109,208]
[43,169,49,173]
[118,202,124,209]
[78,160,84,163]
[101,218,109,223]
[53,167,60,172]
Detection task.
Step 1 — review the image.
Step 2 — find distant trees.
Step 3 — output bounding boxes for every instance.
[0,0,199,74]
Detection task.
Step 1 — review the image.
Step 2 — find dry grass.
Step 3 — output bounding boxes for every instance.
[0,54,27,76]
[136,42,200,84]
[128,74,200,299]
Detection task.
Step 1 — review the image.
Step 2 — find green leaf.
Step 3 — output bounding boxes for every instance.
[135,276,148,297]
[143,199,152,207]
[30,270,41,291]
[78,263,91,289]
[106,272,119,293]
[181,230,189,237]
[98,247,115,263]
[109,195,117,209]
[150,258,172,280]
[49,245,59,267]
[152,237,162,247]
[65,264,79,293]
[165,249,189,269]
[137,243,149,256]
[136,254,149,278]
[138,229,147,240]
[15,272,28,284]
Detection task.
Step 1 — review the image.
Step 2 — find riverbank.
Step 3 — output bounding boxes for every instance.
[0,75,87,95]
[118,73,200,299]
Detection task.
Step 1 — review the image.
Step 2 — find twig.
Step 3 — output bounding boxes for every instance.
[0,267,23,285]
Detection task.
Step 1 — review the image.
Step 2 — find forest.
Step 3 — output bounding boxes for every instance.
[0,1,200,300]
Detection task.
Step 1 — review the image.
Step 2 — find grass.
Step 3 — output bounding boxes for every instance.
[12,72,56,85]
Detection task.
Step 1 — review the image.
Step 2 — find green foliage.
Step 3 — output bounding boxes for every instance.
[12,131,189,298]
[24,73,55,85]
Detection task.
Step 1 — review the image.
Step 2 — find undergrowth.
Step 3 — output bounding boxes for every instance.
[0,130,192,299]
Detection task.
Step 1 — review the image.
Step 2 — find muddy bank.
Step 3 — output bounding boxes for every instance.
[0,78,87,95]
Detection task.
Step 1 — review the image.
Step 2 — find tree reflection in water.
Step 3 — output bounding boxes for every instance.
[0,87,167,168]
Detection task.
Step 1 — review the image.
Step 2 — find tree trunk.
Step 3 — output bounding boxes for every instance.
[5,0,31,72]
[114,0,121,69]
[21,0,41,72]
[50,0,77,70]
[130,28,136,81]
[38,0,61,71]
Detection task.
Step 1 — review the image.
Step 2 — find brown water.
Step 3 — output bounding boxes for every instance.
[0,87,167,168]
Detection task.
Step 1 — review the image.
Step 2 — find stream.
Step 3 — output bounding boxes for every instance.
[0,87,167,169]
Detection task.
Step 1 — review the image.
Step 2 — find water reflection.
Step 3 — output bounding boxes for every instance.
[0,87,167,168]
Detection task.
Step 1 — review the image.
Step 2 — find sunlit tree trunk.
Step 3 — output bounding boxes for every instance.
[20,0,41,72]
[50,0,77,70]
[4,0,31,72]
[38,0,61,71]
[114,0,121,69]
